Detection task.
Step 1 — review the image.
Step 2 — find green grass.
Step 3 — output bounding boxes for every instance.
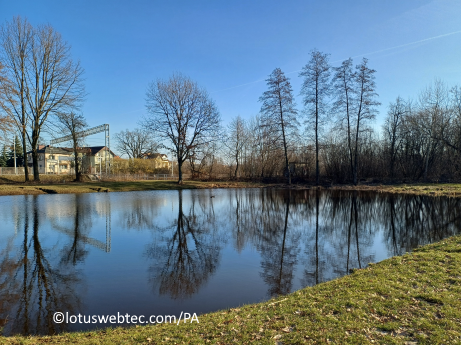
[2,236,461,344]
[330,183,461,198]
[377,183,461,197]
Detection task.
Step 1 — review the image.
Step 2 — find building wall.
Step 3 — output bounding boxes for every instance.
[27,152,74,174]
[26,148,115,175]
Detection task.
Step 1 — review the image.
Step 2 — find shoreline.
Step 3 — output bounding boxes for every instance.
[1,178,461,197]
[2,234,460,343]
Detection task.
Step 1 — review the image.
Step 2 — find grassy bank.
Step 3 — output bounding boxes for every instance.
[2,174,461,197]
[2,236,461,344]
[0,178,266,196]
[333,183,461,198]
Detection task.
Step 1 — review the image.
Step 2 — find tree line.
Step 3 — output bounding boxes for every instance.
[2,16,460,184]
[140,51,461,185]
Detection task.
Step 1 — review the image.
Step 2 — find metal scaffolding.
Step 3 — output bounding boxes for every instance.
[50,124,111,175]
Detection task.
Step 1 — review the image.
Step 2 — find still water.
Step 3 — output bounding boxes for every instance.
[0,188,460,335]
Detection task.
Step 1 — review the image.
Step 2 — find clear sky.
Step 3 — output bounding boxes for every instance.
[1,0,461,147]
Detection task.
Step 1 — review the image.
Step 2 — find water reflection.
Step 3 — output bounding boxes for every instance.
[0,189,460,335]
[146,190,223,299]
[0,196,83,335]
[258,192,301,296]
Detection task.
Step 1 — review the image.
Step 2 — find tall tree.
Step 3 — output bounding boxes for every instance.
[259,68,298,184]
[299,50,331,185]
[225,115,247,179]
[0,17,33,181]
[55,111,87,181]
[333,58,379,185]
[0,17,84,181]
[114,128,158,159]
[144,73,221,184]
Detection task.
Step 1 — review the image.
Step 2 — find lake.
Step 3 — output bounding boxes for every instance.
[0,188,460,335]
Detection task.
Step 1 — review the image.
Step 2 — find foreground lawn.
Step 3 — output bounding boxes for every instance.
[2,236,461,344]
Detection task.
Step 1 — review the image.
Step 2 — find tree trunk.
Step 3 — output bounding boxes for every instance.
[390,141,395,179]
[279,102,291,185]
[234,152,239,179]
[315,85,319,186]
[178,160,183,184]
[353,108,362,186]
[73,141,81,182]
[32,147,40,181]
[344,87,354,185]
[22,132,29,182]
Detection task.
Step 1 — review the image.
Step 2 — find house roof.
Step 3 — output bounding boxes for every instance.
[27,145,74,155]
[27,145,115,156]
[85,146,116,156]
[144,152,168,159]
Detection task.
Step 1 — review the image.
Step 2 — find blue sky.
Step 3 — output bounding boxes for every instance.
[1,0,461,148]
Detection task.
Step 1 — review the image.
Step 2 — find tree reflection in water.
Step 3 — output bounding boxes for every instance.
[0,189,460,335]
[146,190,223,299]
[0,195,84,336]
[258,190,301,297]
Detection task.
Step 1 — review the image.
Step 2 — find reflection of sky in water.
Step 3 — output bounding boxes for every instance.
[0,189,460,336]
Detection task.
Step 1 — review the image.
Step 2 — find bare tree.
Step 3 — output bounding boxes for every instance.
[333,58,379,185]
[259,68,298,184]
[383,96,409,179]
[299,50,331,185]
[0,17,33,180]
[0,17,84,181]
[0,62,14,139]
[27,24,84,181]
[440,85,461,156]
[115,128,158,159]
[417,80,451,180]
[144,73,221,184]
[225,115,247,179]
[55,111,88,181]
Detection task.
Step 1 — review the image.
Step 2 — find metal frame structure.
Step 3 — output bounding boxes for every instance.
[50,124,111,175]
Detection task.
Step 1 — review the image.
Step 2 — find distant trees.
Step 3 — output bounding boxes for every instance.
[115,128,158,159]
[383,97,409,179]
[0,145,7,167]
[7,136,23,167]
[0,16,84,181]
[144,73,221,184]
[300,50,331,185]
[0,136,23,167]
[259,68,298,184]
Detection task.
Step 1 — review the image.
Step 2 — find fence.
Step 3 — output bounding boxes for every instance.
[101,173,185,181]
[0,167,25,175]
